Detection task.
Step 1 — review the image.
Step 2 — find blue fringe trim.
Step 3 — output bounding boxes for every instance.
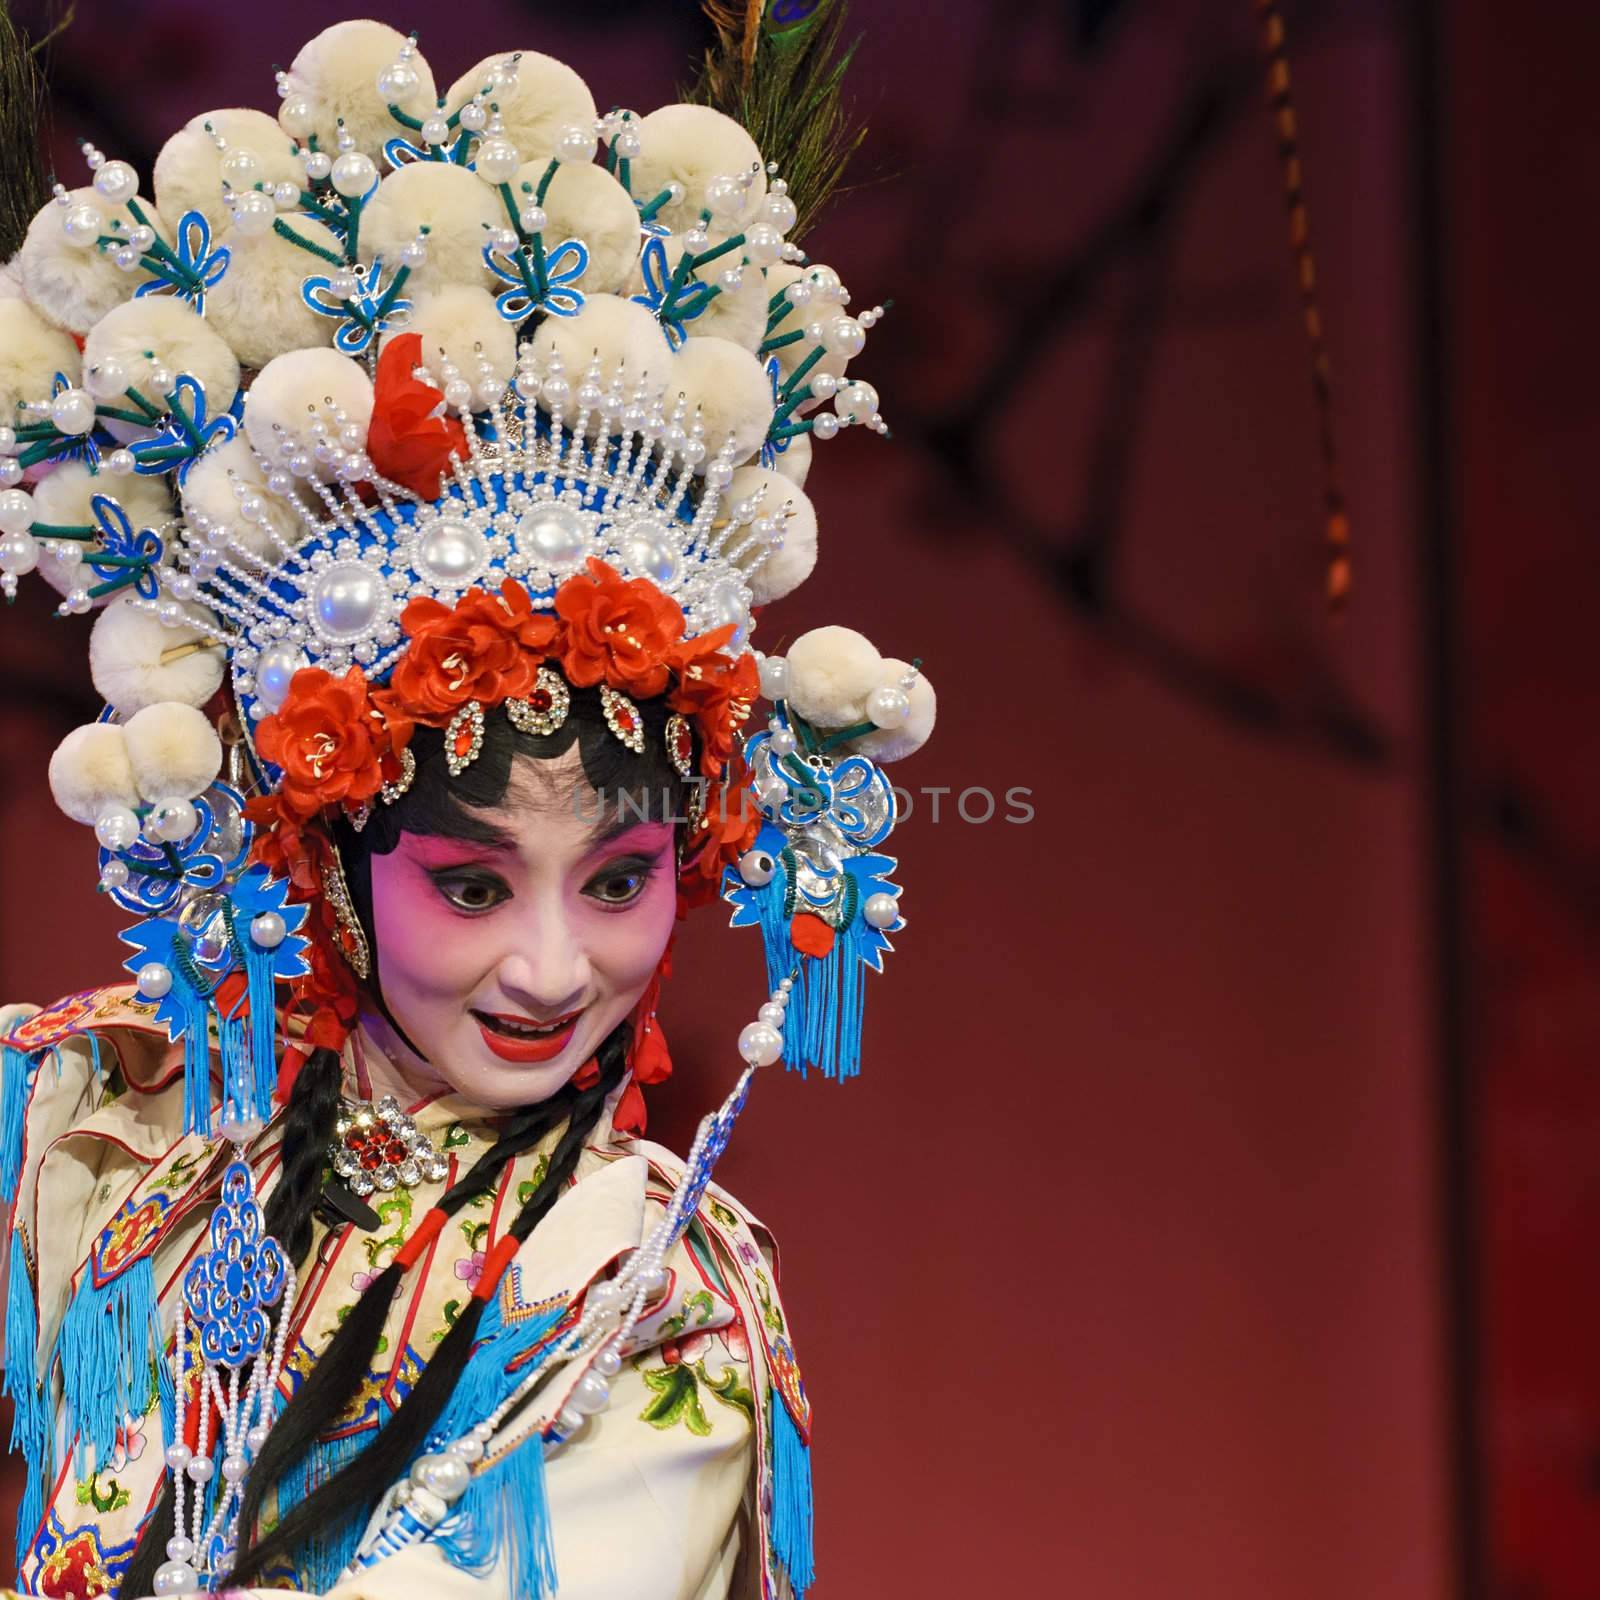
[242,934,280,1121]
[770,1391,815,1597]
[277,1428,372,1591]
[55,1252,167,1473]
[0,1044,37,1203]
[781,930,869,1083]
[4,1231,46,1568]
[424,1297,565,1594]
[173,970,213,1137]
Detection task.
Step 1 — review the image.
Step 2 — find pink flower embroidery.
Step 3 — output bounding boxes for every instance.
[351,1268,376,1292]
[109,1416,146,1471]
[455,1251,485,1289]
[736,1238,761,1268]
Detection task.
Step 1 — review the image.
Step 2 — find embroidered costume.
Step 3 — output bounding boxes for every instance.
[0,11,934,1597]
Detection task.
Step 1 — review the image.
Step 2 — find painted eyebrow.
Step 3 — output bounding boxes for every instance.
[583,814,673,851]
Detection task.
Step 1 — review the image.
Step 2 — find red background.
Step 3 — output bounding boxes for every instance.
[0,1,1593,1596]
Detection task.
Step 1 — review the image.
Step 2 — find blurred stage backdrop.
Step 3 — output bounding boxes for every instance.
[0,1,1595,1596]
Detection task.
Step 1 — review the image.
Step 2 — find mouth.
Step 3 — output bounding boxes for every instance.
[472,1006,585,1064]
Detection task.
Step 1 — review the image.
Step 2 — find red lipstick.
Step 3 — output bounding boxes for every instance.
[473,1007,584,1064]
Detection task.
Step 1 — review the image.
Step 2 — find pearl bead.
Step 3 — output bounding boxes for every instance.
[757,655,789,700]
[638,1263,669,1295]
[758,1002,786,1027]
[743,222,784,267]
[570,1370,610,1414]
[557,123,596,163]
[100,859,129,889]
[106,448,135,475]
[280,95,316,138]
[92,158,138,202]
[768,727,797,756]
[61,202,104,247]
[95,807,141,851]
[50,387,96,436]
[250,911,287,949]
[763,192,799,234]
[84,359,125,399]
[376,61,420,100]
[165,1536,196,1562]
[152,1558,200,1595]
[136,961,173,1000]
[245,1424,269,1452]
[738,848,775,887]
[447,1435,486,1463]
[474,137,521,184]
[863,892,899,929]
[421,115,450,146]
[810,412,840,441]
[310,560,386,642]
[330,151,376,198]
[0,530,38,576]
[704,173,746,219]
[411,1451,471,1502]
[556,1406,585,1435]
[185,1454,214,1482]
[866,684,910,728]
[823,315,865,358]
[163,1442,192,1471]
[254,644,307,712]
[230,189,276,237]
[519,204,547,234]
[146,797,198,843]
[443,378,473,410]
[0,487,34,535]
[612,126,641,160]
[519,505,584,565]
[738,1021,784,1067]
[218,1113,264,1145]
[458,101,489,133]
[595,1347,623,1378]
[220,1453,248,1483]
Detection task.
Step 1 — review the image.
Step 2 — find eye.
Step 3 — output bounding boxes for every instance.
[430,871,510,914]
[584,855,659,907]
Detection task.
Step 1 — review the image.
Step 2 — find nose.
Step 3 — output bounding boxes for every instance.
[493,894,592,1016]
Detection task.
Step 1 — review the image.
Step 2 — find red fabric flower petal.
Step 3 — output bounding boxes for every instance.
[366,332,468,501]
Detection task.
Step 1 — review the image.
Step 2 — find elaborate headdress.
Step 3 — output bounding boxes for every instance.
[0,13,933,1594]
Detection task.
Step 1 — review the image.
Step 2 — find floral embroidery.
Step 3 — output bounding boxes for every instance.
[454,1250,485,1291]
[149,1145,212,1194]
[754,1268,786,1336]
[709,1199,741,1230]
[637,1326,755,1433]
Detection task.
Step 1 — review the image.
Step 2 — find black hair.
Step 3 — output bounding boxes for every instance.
[124,692,689,1596]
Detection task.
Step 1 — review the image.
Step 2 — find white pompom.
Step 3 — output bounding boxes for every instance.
[851,660,937,763]
[0,297,81,419]
[154,109,304,233]
[200,217,340,369]
[82,299,240,443]
[629,104,765,236]
[18,188,170,335]
[672,336,773,465]
[31,464,174,602]
[784,626,884,729]
[627,237,766,350]
[446,53,596,158]
[180,435,306,563]
[49,722,142,824]
[773,430,812,488]
[361,163,500,295]
[243,348,374,478]
[283,20,437,159]
[382,284,515,396]
[122,702,223,802]
[518,160,639,295]
[528,293,673,397]
[90,594,224,715]
[724,466,817,603]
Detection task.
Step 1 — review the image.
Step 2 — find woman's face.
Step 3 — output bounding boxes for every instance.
[364,749,677,1108]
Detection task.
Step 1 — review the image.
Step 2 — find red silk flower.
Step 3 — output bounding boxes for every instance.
[388,580,558,719]
[253,665,392,821]
[366,332,467,501]
[555,558,686,697]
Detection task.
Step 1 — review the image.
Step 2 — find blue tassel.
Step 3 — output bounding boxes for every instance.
[423,1297,565,1593]
[770,1391,814,1597]
[55,1253,164,1473]
[431,1431,557,1599]
[0,1044,36,1202]
[4,1231,46,1567]
[172,968,213,1136]
[243,934,280,1121]
[275,1428,372,1591]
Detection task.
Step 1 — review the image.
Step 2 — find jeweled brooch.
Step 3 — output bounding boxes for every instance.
[330,1095,450,1195]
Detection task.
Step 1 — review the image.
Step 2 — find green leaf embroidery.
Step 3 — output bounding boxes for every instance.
[460,1218,489,1250]
[516,1154,550,1207]
[75,1471,130,1513]
[442,1122,471,1151]
[429,1298,463,1344]
[696,1359,755,1419]
[709,1199,741,1230]
[638,1361,712,1436]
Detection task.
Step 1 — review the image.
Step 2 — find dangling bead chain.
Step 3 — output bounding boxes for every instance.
[342,971,799,1574]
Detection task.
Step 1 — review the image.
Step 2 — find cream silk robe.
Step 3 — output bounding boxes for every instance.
[0,987,806,1600]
